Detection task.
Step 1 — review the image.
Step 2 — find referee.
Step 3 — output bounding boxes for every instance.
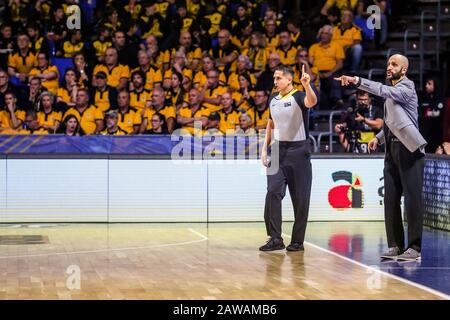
[260,64,318,252]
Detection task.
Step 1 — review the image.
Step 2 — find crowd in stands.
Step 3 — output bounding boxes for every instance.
[0,0,448,153]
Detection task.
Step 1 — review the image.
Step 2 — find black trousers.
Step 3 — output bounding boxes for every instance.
[384,139,425,252]
[264,140,312,244]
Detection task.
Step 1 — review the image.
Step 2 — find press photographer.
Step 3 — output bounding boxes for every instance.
[334,91,384,153]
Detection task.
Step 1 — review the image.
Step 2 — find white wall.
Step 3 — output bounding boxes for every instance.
[0,158,385,222]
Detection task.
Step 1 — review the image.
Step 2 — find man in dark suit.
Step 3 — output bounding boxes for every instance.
[335,54,427,261]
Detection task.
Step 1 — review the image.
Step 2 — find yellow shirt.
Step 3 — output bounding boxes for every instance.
[232,90,255,111]
[0,109,26,130]
[264,34,279,52]
[117,108,142,134]
[332,24,362,49]
[227,72,257,92]
[92,40,112,58]
[231,36,250,52]
[178,105,211,135]
[101,127,127,135]
[37,109,62,130]
[273,45,299,66]
[92,88,112,113]
[218,109,241,134]
[130,89,152,112]
[326,0,358,12]
[63,105,103,135]
[28,65,59,94]
[204,12,223,36]
[131,66,163,90]
[143,105,177,130]
[309,41,345,71]
[169,46,202,69]
[245,107,270,129]
[57,87,76,105]
[242,47,268,73]
[203,85,228,112]
[156,1,170,18]
[163,67,193,82]
[193,71,227,89]
[187,0,200,17]
[93,64,130,88]
[8,50,36,74]
[16,128,49,135]
[63,41,85,58]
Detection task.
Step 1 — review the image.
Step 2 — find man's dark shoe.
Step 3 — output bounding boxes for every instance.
[380,247,402,260]
[259,238,285,251]
[286,242,304,252]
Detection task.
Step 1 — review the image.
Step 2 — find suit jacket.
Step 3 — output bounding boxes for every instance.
[357,76,427,153]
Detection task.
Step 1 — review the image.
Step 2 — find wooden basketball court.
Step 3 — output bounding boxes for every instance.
[0,222,447,300]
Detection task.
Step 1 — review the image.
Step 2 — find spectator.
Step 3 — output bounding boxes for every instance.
[256,52,281,93]
[242,31,268,77]
[320,0,358,17]
[129,70,151,113]
[204,111,224,136]
[309,25,344,109]
[37,92,61,134]
[332,9,363,73]
[232,72,255,111]
[0,92,25,133]
[166,71,188,110]
[0,70,18,110]
[293,48,318,91]
[231,19,253,52]
[28,52,59,95]
[26,76,47,111]
[92,26,112,63]
[93,47,130,91]
[132,50,163,90]
[217,92,240,134]
[73,53,92,88]
[144,113,169,134]
[112,30,139,69]
[57,114,84,136]
[21,109,49,134]
[274,30,298,66]
[63,30,85,58]
[101,110,127,135]
[139,1,165,40]
[334,91,383,153]
[170,31,202,71]
[0,23,14,70]
[227,55,256,91]
[193,54,226,89]
[419,77,446,153]
[62,88,103,135]
[245,89,270,133]
[210,29,240,74]
[57,68,80,109]
[89,71,118,114]
[163,50,193,89]
[46,5,67,56]
[263,19,279,52]
[201,69,228,112]
[115,90,142,135]
[177,88,211,135]
[235,113,257,136]
[141,87,176,134]
[8,33,36,85]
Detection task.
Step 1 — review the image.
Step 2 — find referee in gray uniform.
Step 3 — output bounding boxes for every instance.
[260,64,318,252]
[335,54,427,261]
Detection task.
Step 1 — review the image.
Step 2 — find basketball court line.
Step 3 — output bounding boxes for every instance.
[282,232,450,300]
[0,228,208,260]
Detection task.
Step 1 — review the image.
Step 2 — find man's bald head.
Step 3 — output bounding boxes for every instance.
[387,54,409,82]
[390,54,409,70]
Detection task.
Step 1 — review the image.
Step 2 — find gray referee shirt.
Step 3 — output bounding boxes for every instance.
[268,89,309,141]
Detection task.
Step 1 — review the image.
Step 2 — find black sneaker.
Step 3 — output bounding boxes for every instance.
[380,247,402,260]
[286,242,304,252]
[259,238,285,251]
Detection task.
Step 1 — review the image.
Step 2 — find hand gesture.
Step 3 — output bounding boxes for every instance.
[300,64,310,87]
[334,75,357,86]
